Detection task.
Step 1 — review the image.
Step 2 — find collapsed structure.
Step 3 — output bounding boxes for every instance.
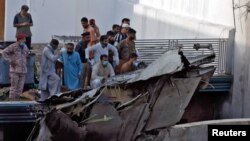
[27,47,216,141]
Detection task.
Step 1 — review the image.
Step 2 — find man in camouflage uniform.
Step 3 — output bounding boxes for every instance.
[118,28,137,62]
[116,28,137,73]
[2,34,29,100]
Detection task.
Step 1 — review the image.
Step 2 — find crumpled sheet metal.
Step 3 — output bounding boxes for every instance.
[106,70,142,85]
[28,48,217,141]
[128,50,183,83]
[187,53,216,67]
[38,110,87,141]
[145,77,201,131]
[56,88,100,110]
[85,103,122,141]
[118,96,149,141]
[186,66,216,89]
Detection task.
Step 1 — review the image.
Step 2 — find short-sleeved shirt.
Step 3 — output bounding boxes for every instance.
[13,13,33,37]
[75,41,88,63]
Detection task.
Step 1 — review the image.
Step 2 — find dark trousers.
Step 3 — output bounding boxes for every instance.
[26,36,32,49]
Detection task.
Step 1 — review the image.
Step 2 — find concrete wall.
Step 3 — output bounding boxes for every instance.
[130,0,234,39]
[5,0,79,43]
[4,0,28,42]
[219,0,250,118]
[4,0,234,43]
[155,119,250,141]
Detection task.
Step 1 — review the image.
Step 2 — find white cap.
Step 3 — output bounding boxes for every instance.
[121,23,130,28]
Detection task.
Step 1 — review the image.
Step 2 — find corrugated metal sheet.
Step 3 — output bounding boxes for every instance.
[0,101,38,123]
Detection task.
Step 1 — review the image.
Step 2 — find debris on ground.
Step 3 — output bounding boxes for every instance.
[26,49,216,141]
[20,89,40,101]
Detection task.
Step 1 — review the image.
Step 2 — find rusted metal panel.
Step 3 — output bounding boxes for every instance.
[145,77,201,131]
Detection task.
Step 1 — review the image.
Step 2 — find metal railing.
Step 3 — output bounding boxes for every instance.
[135,39,229,75]
[52,35,230,75]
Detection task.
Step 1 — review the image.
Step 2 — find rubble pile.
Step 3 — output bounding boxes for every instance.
[27,49,216,141]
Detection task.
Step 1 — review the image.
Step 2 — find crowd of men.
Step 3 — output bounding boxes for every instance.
[1,5,140,100]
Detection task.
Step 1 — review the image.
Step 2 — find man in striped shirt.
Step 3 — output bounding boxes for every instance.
[114,23,129,47]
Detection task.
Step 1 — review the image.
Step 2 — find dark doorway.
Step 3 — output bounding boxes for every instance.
[0,0,5,41]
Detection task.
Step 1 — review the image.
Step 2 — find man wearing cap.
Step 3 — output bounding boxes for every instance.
[121,18,130,25]
[39,39,61,100]
[13,5,33,49]
[1,34,29,100]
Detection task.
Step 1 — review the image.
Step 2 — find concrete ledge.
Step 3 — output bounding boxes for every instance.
[155,119,250,141]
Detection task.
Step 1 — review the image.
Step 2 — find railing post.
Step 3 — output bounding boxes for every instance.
[225,29,235,75]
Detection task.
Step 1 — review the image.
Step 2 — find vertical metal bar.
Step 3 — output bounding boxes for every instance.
[218,39,222,74]
[222,39,225,73]
[168,40,171,50]
[224,39,227,73]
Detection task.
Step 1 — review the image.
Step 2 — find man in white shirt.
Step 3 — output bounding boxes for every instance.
[85,35,119,67]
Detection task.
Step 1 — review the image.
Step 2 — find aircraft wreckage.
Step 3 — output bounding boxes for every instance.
[27,48,216,141]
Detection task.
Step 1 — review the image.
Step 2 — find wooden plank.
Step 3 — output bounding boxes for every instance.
[0,0,5,40]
